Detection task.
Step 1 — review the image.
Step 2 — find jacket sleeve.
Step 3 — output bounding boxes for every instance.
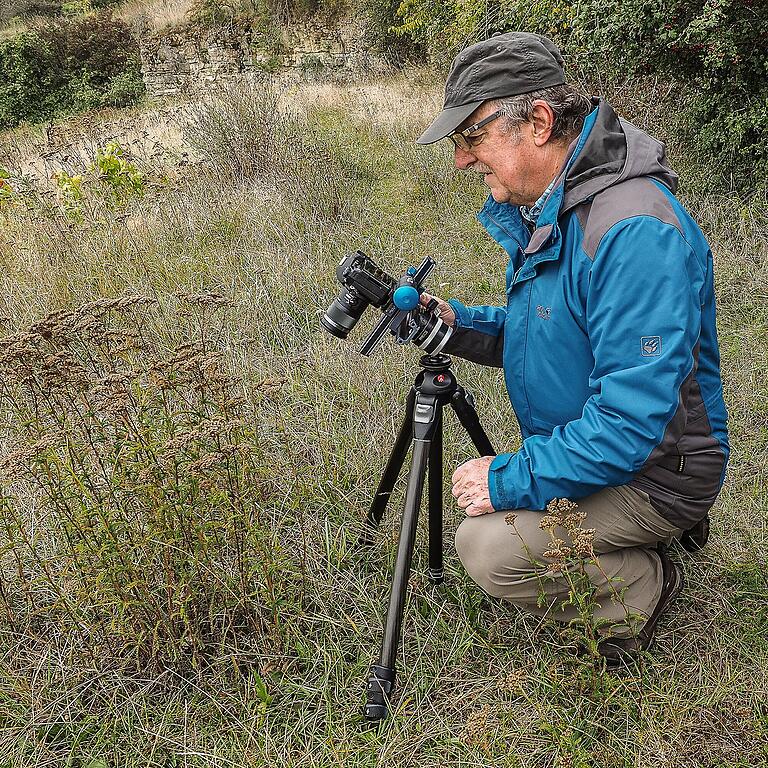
[440,299,506,368]
[488,216,705,511]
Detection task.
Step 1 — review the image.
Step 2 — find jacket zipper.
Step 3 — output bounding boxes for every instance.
[487,211,535,430]
[486,212,528,288]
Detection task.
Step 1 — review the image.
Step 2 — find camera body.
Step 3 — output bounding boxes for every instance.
[320,252,395,340]
[321,251,453,357]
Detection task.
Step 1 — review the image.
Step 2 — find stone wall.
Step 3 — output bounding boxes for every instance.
[140,18,386,98]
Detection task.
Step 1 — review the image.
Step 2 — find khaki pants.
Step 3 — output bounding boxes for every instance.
[454,486,682,636]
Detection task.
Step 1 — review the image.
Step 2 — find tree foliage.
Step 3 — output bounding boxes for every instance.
[388,0,767,188]
[571,0,768,187]
[0,10,144,130]
[392,0,573,61]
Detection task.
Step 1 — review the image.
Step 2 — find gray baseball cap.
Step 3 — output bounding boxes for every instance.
[416,32,566,145]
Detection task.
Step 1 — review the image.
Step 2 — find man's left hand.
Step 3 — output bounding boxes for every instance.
[452,456,496,516]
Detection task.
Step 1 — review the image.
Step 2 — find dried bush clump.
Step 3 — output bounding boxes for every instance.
[0,294,298,672]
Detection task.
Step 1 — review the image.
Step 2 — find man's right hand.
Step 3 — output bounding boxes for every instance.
[420,292,456,327]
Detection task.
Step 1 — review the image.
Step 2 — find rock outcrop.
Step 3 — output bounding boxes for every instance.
[140,18,386,98]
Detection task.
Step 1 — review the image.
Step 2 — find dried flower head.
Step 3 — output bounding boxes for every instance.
[538,514,559,531]
[569,527,596,557]
[462,704,491,747]
[504,668,527,695]
[543,538,572,561]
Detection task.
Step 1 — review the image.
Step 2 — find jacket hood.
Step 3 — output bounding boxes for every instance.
[561,98,679,213]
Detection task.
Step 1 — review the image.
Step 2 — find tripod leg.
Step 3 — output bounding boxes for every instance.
[365,435,432,722]
[450,386,496,456]
[427,411,444,584]
[365,388,416,530]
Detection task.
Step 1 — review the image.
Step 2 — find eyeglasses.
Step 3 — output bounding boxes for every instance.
[447,109,505,151]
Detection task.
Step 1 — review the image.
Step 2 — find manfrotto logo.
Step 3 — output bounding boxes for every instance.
[536,305,551,320]
[641,336,662,356]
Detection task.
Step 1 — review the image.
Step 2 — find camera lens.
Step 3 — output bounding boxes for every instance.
[412,310,453,354]
[321,287,369,339]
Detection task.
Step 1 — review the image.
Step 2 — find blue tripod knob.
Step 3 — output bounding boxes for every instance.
[393,285,420,311]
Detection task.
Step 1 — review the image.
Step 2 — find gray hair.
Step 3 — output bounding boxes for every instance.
[492,84,593,143]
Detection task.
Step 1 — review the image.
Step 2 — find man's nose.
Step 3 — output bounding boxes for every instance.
[454,145,476,170]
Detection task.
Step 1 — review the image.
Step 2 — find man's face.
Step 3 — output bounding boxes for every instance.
[451,101,554,207]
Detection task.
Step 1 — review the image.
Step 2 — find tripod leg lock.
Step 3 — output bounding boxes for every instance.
[364,664,396,721]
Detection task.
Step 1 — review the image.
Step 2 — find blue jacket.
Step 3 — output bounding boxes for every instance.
[444,99,729,529]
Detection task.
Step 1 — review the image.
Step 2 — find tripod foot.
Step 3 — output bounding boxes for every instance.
[364,663,395,722]
[428,567,444,584]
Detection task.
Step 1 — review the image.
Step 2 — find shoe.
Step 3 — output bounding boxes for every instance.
[680,515,710,552]
[596,544,684,669]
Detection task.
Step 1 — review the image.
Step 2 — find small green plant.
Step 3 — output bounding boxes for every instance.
[51,142,144,220]
[53,169,85,221]
[93,141,145,205]
[0,167,15,208]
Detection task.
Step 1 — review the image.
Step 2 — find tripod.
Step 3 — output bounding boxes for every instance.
[362,353,495,722]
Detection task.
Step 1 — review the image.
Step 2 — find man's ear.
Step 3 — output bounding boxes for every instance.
[530,100,556,147]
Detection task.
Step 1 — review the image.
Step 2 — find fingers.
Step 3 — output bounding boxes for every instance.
[451,457,495,516]
[465,499,491,517]
[451,459,473,486]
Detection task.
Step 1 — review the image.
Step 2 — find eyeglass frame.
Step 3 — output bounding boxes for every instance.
[447,109,505,151]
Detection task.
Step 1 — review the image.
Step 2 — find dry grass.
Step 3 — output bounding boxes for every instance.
[0,74,765,767]
[113,0,193,32]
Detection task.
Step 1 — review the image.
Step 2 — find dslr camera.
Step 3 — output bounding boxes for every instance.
[320,251,453,356]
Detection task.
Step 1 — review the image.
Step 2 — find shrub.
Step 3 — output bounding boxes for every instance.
[0,30,65,128]
[182,79,294,182]
[570,0,768,188]
[182,80,373,221]
[391,0,573,63]
[0,10,144,130]
[0,297,298,670]
[53,141,144,221]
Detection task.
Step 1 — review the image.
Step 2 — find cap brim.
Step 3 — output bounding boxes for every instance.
[415,100,485,145]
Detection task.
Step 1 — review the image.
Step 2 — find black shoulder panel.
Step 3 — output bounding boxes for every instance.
[578,177,682,260]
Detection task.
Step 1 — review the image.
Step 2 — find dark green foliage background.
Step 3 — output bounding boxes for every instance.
[570,0,768,190]
[388,0,767,189]
[0,10,144,130]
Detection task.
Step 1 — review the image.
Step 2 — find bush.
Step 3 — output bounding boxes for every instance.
[0,10,144,130]
[570,0,768,189]
[182,80,374,220]
[390,0,573,63]
[53,140,145,222]
[0,30,65,127]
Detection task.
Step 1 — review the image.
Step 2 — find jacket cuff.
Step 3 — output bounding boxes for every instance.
[488,452,518,511]
[447,299,473,329]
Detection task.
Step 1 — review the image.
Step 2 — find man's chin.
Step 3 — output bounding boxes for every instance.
[489,188,511,204]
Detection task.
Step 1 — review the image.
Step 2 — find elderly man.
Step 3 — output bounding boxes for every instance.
[417,32,729,664]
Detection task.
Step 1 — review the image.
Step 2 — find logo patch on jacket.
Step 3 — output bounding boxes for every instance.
[641,336,662,356]
[536,305,551,320]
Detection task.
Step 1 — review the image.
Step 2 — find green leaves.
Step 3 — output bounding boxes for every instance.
[569,0,768,189]
[0,11,144,131]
